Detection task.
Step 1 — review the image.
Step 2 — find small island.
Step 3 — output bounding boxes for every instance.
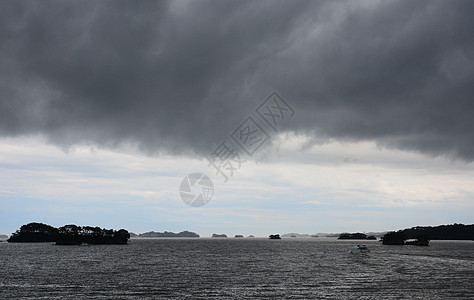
[338,233,376,240]
[269,234,281,239]
[212,233,227,238]
[234,235,244,238]
[7,222,130,245]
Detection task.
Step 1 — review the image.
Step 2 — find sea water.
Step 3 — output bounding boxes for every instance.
[0,239,473,299]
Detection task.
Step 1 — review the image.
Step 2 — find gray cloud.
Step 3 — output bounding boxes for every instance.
[1,0,473,160]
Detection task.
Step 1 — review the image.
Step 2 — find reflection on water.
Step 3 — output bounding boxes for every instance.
[0,239,473,299]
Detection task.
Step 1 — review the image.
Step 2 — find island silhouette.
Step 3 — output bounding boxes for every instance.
[7,222,130,245]
[5,222,472,245]
[212,233,227,238]
[381,224,474,246]
[338,233,377,240]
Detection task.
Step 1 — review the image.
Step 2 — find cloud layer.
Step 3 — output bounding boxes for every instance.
[1,135,473,235]
[1,0,473,159]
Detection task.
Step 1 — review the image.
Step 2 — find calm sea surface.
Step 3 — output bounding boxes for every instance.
[0,239,473,299]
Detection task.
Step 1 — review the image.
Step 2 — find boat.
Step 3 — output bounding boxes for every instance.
[350,244,370,253]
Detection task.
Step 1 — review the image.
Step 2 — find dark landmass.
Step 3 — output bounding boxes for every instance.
[248,235,255,238]
[7,222,129,245]
[235,235,244,238]
[7,223,58,243]
[381,231,405,245]
[382,223,473,245]
[382,231,430,246]
[338,233,377,240]
[212,234,227,238]
[56,225,129,245]
[338,233,372,240]
[327,231,387,238]
[401,224,473,240]
[139,231,199,238]
[269,234,281,239]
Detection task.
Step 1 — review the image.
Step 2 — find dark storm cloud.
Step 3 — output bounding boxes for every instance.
[0,0,473,160]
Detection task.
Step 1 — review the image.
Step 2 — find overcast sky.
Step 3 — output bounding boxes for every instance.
[1,1,473,236]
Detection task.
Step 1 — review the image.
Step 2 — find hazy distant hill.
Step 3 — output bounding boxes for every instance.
[282,232,386,238]
[139,231,199,238]
[281,233,314,238]
[0,234,8,240]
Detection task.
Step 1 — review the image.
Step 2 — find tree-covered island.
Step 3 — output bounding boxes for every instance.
[381,224,474,246]
[338,233,377,240]
[7,222,130,245]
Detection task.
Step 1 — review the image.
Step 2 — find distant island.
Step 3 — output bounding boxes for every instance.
[282,233,313,238]
[338,233,377,240]
[138,231,199,238]
[7,222,130,245]
[0,234,8,240]
[382,224,474,246]
[269,234,281,239]
[326,231,386,238]
[212,233,227,238]
[235,235,244,238]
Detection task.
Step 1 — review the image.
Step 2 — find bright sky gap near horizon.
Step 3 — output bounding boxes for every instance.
[0,1,473,237]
